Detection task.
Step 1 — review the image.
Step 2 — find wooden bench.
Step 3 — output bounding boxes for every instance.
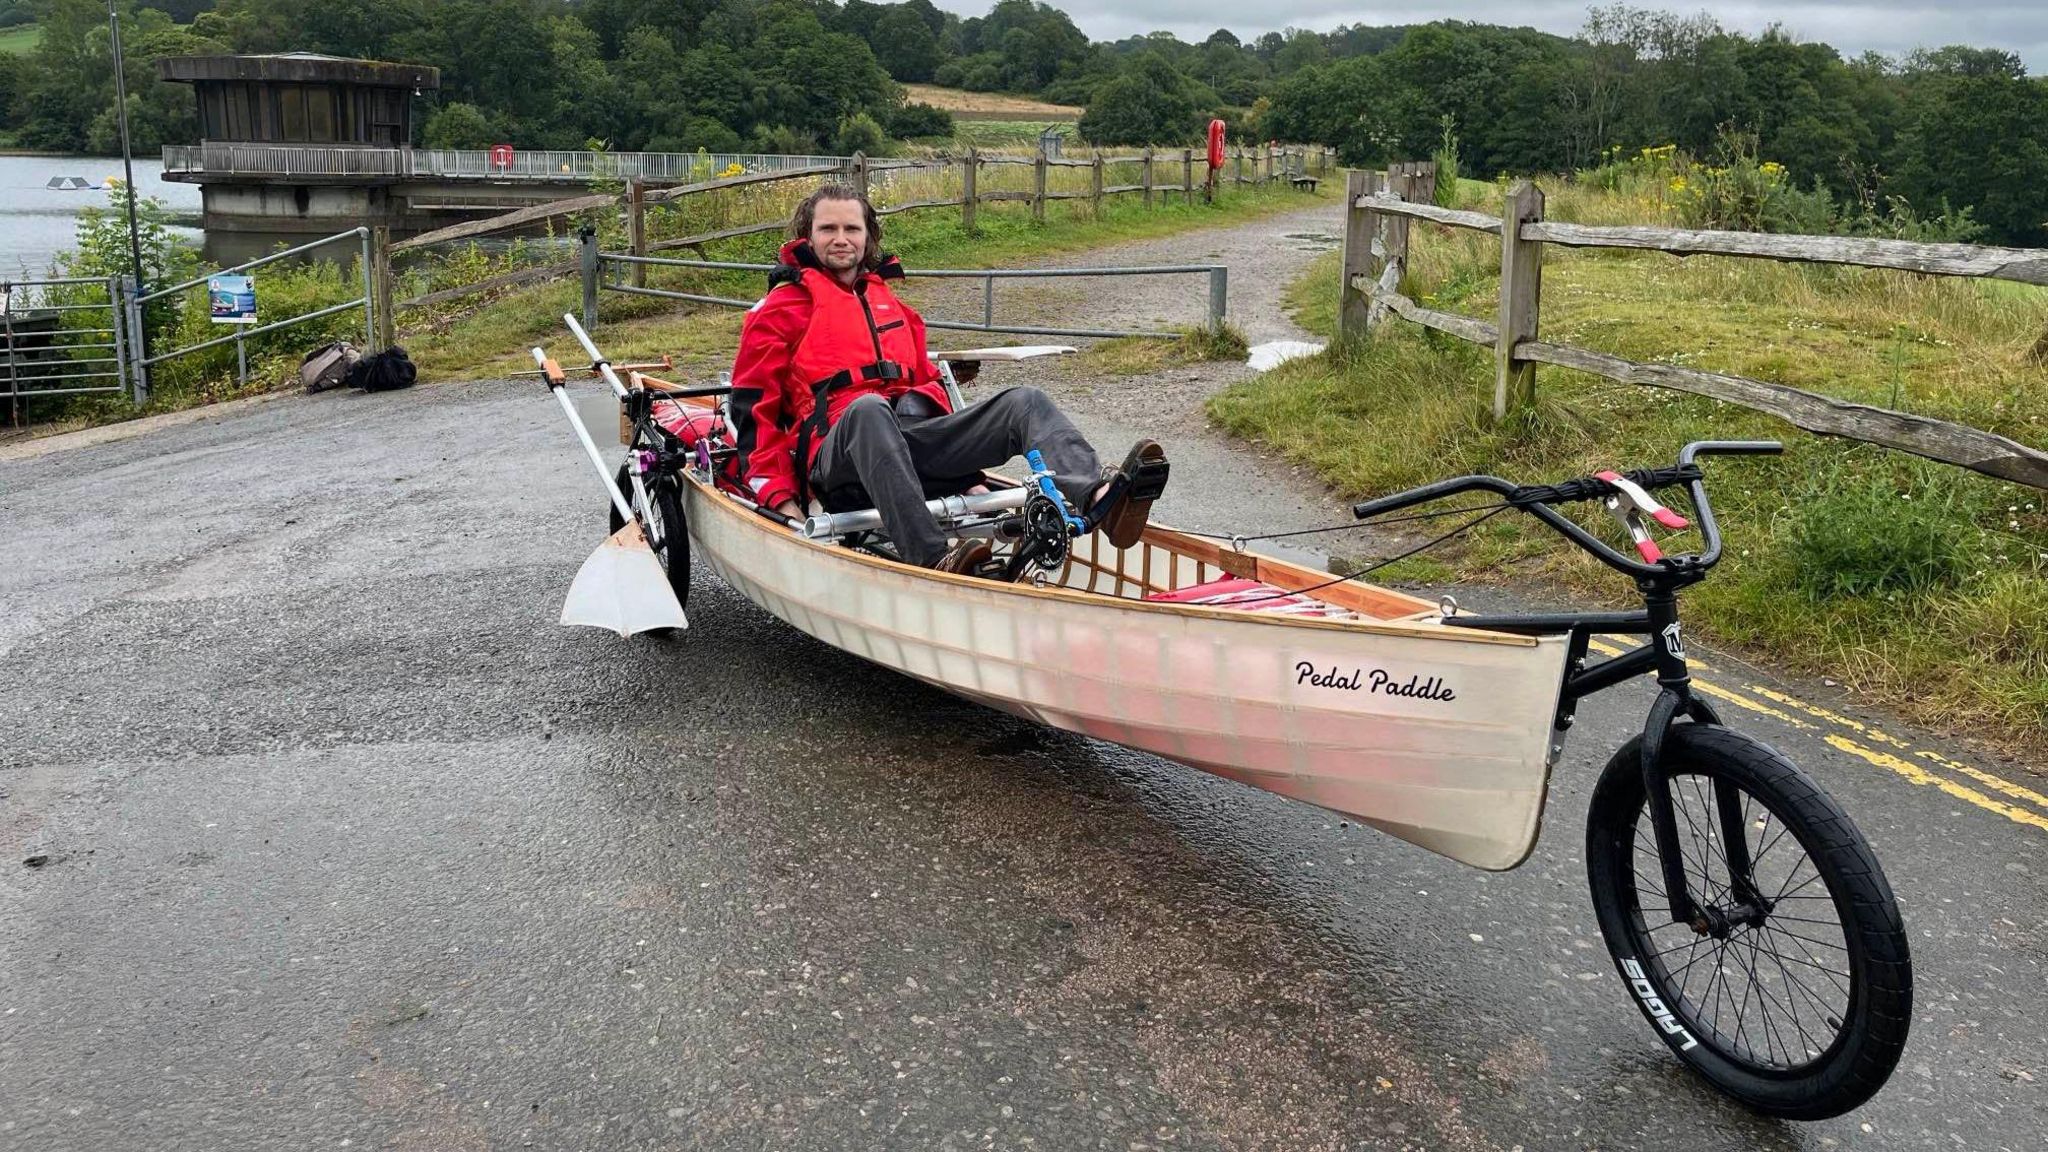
[1289,175,1319,192]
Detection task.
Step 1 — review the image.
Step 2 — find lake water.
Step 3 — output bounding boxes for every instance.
[0,154,205,281]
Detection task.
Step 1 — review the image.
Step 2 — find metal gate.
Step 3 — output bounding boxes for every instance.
[2,275,137,426]
[580,233,1227,341]
[137,228,375,390]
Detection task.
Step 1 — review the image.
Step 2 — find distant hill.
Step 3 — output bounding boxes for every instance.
[902,84,1081,122]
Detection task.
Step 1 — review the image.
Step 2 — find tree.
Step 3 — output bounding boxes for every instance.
[833,110,890,157]
[422,102,496,149]
[1891,73,2048,246]
[871,6,941,83]
[1078,53,1215,146]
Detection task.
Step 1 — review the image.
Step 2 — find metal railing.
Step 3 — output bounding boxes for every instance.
[584,234,1226,341]
[3,274,134,422]
[163,144,859,182]
[135,228,376,392]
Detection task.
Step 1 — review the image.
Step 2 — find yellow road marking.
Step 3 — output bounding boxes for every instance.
[1825,736,2048,834]
[1742,684,1911,749]
[1913,749,2048,814]
[1579,636,2045,832]
[1688,680,1814,729]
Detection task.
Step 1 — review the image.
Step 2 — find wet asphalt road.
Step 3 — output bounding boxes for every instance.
[4,214,2046,1150]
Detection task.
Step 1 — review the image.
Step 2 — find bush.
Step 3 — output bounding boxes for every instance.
[423,103,497,150]
[1667,130,1838,233]
[885,102,953,140]
[832,111,891,157]
[748,124,820,156]
[1432,115,1461,208]
[1790,464,1975,600]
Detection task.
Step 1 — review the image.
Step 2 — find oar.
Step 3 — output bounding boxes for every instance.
[531,344,688,638]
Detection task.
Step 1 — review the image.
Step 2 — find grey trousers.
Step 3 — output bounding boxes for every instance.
[810,387,1101,567]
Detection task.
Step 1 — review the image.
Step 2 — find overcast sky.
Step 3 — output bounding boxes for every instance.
[943,2,2047,72]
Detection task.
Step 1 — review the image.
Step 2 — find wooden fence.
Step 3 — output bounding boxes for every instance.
[384,143,1331,327]
[1340,162,2048,491]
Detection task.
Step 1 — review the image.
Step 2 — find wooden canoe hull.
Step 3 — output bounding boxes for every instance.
[684,478,1572,870]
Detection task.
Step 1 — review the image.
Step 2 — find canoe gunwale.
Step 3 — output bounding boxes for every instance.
[681,468,1543,649]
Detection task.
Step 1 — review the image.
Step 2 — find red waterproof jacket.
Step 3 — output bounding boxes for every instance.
[730,238,951,510]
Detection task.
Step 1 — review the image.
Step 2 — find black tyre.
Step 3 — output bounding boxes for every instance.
[609,464,690,616]
[1585,723,1911,1119]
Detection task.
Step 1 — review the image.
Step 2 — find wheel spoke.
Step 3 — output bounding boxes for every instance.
[1748,932,1848,1027]
[1743,933,1791,1069]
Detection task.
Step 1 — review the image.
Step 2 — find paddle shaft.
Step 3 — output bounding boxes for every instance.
[532,346,636,526]
[558,315,662,527]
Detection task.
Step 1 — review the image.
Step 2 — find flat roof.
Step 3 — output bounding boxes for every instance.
[157,54,440,89]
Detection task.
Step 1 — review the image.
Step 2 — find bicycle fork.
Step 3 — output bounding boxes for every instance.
[1638,590,1769,936]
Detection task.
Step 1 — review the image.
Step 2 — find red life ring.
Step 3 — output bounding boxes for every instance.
[1207,120,1226,170]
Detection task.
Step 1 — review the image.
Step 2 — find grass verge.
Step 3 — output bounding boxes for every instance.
[1213,193,2048,756]
[1080,324,1251,376]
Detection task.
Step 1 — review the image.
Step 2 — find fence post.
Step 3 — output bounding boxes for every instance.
[579,225,599,331]
[1412,160,1438,208]
[1339,169,1375,342]
[627,180,646,289]
[1495,181,1545,420]
[1032,150,1047,224]
[1182,148,1193,204]
[962,148,978,233]
[1091,151,1104,217]
[122,275,148,404]
[104,275,128,407]
[1142,147,1153,208]
[358,227,375,349]
[849,151,869,198]
[1384,164,1413,282]
[1235,145,1244,186]
[1207,266,1227,335]
[369,225,395,352]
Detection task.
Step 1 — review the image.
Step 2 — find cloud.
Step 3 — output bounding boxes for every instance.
[929,2,2047,72]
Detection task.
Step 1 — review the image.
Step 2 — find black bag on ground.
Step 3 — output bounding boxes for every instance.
[347,346,417,392]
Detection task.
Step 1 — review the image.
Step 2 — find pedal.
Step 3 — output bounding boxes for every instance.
[1127,451,1170,502]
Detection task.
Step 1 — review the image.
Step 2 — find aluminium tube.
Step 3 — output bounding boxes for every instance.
[801,487,1030,540]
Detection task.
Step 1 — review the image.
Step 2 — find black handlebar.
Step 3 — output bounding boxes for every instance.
[1351,440,1781,581]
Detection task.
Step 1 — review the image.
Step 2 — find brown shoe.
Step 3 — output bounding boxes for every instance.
[933,537,993,576]
[1090,440,1170,549]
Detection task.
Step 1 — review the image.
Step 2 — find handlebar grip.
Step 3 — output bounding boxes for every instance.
[1680,439,1781,464]
[529,347,566,388]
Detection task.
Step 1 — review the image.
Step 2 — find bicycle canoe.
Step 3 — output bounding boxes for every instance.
[681,467,1572,870]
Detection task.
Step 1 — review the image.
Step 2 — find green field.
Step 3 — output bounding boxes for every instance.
[0,23,38,54]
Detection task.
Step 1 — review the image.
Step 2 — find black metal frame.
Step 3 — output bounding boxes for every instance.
[1370,441,1783,933]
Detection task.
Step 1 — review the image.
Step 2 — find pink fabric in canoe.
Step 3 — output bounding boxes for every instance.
[1144,576,1353,618]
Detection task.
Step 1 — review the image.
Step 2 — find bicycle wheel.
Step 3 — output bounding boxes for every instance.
[609,464,690,614]
[1585,723,1911,1119]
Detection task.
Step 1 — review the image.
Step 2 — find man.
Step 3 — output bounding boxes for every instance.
[729,185,1168,574]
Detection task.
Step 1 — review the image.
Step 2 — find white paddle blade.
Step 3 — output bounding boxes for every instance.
[560,522,689,637]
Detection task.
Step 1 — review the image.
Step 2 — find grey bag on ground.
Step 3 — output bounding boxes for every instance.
[301,341,360,394]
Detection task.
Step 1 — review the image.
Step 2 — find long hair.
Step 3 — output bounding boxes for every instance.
[789,184,883,270]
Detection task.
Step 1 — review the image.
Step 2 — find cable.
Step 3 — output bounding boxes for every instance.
[1211,504,1513,606]
[1176,501,1512,546]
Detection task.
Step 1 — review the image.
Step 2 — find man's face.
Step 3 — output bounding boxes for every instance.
[808,198,868,275]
